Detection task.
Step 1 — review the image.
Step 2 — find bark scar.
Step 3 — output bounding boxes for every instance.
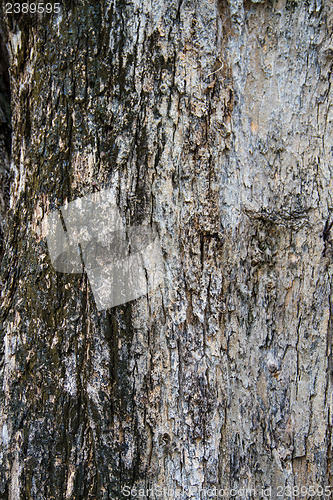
[323,219,333,256]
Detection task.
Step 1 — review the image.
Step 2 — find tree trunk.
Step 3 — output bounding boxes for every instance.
[1,0,333,498]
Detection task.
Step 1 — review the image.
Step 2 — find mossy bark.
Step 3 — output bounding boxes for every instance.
[1,1,333,499]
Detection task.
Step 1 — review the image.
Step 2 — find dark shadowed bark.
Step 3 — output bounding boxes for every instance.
[0,22,10,265]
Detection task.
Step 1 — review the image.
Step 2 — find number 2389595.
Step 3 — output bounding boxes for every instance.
[5,3,61,14]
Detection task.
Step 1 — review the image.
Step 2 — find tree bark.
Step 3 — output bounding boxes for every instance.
[1,0,333,498]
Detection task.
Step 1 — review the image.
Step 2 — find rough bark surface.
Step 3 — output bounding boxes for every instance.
[0,21,10,267]
[1,0,333,499]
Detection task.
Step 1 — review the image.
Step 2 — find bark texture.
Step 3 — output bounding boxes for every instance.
[1,0,333,498]
[0,22,10,266]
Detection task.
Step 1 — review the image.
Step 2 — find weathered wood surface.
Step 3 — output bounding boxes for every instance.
[1,0,333,498]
